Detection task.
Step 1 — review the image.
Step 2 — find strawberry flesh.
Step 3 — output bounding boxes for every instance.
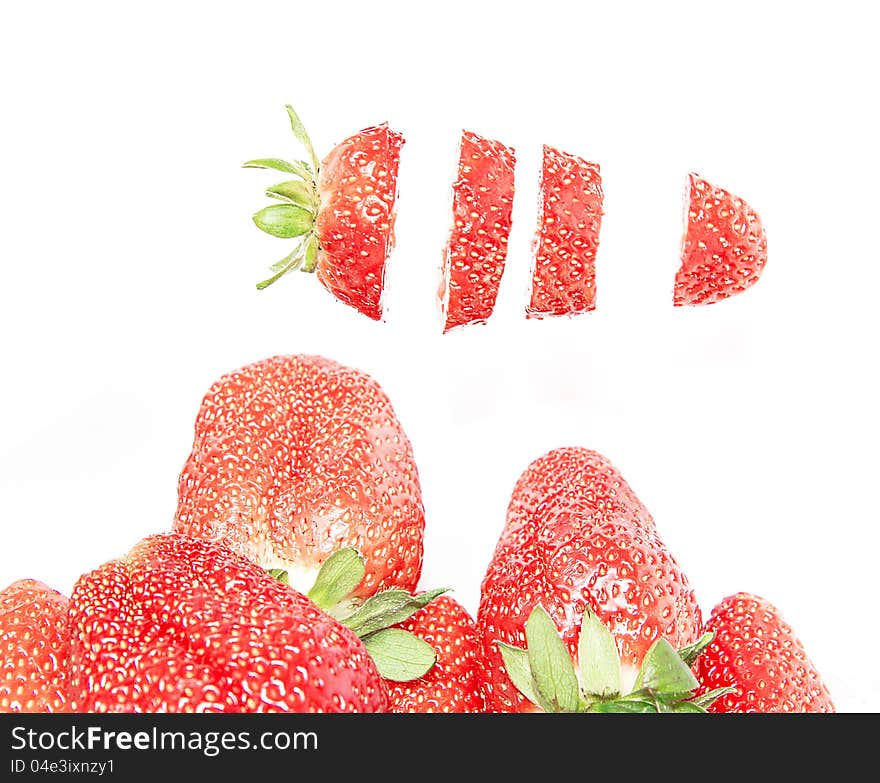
[386,596,487,713]
[478,448,702,712]
[527,145,603,318]
[66,534,387,713]
[174,355,425,598]
[440,130,516,332]
[696,592,834,713]
[674,173,768,306]
[315,124,404,320]
[0,579,70,713]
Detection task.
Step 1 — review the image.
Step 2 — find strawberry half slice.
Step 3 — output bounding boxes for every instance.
[439,130,516,332]
[245,106,403,320]
[0,579,70,713]
[527,145,604,318]
[674,173,768,306]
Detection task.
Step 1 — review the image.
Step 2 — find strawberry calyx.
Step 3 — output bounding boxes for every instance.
[271,548,448,683]
[243,105,322,289]
[497,605,731,713]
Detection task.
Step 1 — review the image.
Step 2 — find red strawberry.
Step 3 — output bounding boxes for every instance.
[674,173,768,306]
[696,593,835,713]
[439,130,516,332]
[478,448,702,712]
[527,145,603,318]
[66,534,387,713]
[386,596,487,713]
[173,355,425,598]
[245,106,403,320]
[0,580,69,713]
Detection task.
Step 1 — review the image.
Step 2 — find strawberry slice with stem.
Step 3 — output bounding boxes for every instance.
[244,105,403,320]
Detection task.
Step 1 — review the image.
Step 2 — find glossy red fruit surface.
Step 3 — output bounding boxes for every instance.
[174,355,425,598]
[527,145,603,318]
[674,173,767,306]
[696,592,834,713]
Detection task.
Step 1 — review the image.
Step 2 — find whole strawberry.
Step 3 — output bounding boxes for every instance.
[674,173,767,306]
[0,580,70,713]
[386,596,487,713]
[66,534,387,713]
[245,105,403,320]
[478,448,702,712]
[440,130,516,332]
[174,354,424,598]
[696,593,835,713]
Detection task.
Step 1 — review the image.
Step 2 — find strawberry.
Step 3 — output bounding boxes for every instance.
[695,592,835,713]
[478,448,702,712]
[173,354,425,598]
[385,596,488,713]
[674,173,768,306]
[66,534,388,713]
[439,130,516,332]
[0,580,70,713]
[527,145,603,318]
[245,105,403,320]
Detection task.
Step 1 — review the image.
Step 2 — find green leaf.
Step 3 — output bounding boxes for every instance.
[266,180,317,211]
[252,204,314,239]
[588,698,659,713]
[633,638,699,696]
[301,234,319,273]
[678,632,715,668]
[363,628,436,682]
[285,104,319,172]
[496,642,550,711]
[243,157,313,180]
[578,606,622,698]
[342,588,448,638]
[525,606,582,713]
[689,686,735,709]
[306,548,365,611]
[672,700,707,713]
[256,246,305,290]
[267,568,289,584]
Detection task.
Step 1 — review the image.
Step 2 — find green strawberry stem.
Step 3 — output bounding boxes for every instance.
[245,104,324,289]
[289,547,449,683]
[497,605,732,713]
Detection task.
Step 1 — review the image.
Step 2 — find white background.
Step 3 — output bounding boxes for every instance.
[1,2,877,711]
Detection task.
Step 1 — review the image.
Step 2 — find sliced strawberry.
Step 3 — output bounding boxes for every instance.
[173,355,425,598]
[66,534,387,713]
[527,145,603,318]
[696,593,835,713]
[0,579,69,713]
[674,173,768,306]
[440,130,516,332]
[386,596,487,713]
[478,448,702,712]
[245,106,403,320]
[315,124,404,320]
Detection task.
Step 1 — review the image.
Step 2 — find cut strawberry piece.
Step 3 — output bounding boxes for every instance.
[0,579,70,713]
[386,596,488,713]
[315,124,404,320]
[66,534,387,713]
[674,173,768,306]
[173,355,425,599]
[696,593,835,713]
[245,107,403,321]
[527,145,603,318]
[478,448,702,712]
[440,130,516,332]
